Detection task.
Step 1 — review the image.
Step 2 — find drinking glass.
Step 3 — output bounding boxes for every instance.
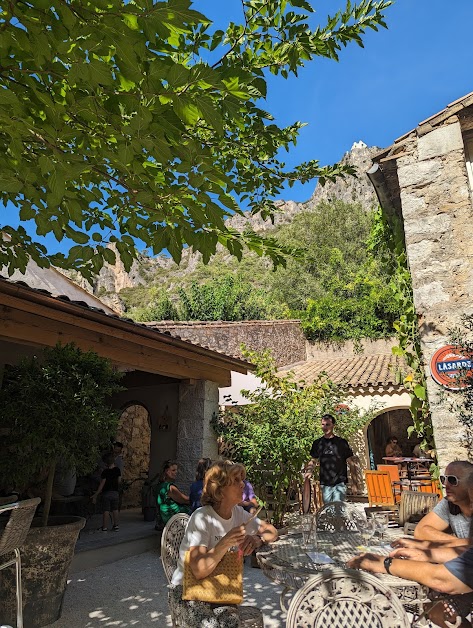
[373,512,389,543]
[360,518,376,546]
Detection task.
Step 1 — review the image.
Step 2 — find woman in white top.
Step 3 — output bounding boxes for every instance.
[170,460,278,627]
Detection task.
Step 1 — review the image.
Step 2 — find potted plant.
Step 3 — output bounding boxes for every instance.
[0,342,123,627]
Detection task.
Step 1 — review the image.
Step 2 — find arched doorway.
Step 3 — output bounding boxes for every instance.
[116,403,151,508]
[366,408,416,467]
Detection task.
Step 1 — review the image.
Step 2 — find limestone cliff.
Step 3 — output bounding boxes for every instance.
[71,142,380,312]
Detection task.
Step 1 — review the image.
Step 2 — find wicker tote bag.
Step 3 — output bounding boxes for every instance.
[182,549,243,605]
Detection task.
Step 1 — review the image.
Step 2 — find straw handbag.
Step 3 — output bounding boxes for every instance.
[182,549,243,605]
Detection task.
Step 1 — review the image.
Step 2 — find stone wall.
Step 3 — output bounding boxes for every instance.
[389,111,473,467]
[112,382,180,482]
[150,320,307,367]
[116,404,151,508]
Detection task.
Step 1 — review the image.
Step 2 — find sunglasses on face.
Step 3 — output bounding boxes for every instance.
[440,475,460,487]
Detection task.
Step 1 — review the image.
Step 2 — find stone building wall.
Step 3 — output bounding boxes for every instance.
[112,382,180,482]
[387,109,473,467]
[148,320,307,367]
[116,404,151,507]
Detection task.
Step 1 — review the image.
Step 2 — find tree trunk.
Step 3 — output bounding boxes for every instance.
[42,461,56,527]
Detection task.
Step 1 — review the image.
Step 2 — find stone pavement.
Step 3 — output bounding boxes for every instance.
[51,550,285,627]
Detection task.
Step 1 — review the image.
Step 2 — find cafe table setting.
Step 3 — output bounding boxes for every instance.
[256,512,429,618]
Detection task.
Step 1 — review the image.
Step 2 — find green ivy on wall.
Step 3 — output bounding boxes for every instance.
[368,208,436,464]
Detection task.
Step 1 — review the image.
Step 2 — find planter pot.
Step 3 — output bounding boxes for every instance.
[0,515,85,628]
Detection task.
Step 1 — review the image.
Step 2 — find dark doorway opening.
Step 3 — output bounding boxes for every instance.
[367,408,417,467]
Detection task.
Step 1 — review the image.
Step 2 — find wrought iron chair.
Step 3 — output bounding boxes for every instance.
[286,567,411,628]
[0,497,41,628]
[160,512,264,628]
[160,512,189,584]
[315,501,365,533]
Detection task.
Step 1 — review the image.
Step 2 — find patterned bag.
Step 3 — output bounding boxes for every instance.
[182,549,243,605]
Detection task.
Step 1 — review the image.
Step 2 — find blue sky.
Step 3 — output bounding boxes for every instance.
[207,0,473,202]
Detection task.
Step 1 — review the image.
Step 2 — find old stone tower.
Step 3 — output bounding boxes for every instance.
[368,92,473,467]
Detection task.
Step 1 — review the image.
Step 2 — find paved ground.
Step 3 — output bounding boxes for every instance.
[51,550,285,627]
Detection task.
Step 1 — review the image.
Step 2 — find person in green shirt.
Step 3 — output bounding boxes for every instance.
[155,460,190,525]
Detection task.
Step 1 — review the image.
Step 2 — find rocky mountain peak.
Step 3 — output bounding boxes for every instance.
[72,142,381,311]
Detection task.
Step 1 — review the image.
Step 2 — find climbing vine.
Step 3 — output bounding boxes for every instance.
[368,208,436,464]
[449,316,473,459]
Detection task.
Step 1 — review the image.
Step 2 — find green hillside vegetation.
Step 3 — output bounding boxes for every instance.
[120,200,401,340]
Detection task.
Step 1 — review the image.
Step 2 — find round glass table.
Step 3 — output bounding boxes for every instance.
[257,530,429,617]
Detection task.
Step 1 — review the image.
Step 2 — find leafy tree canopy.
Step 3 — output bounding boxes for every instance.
[0,0,391,280]
[121,200,402,342]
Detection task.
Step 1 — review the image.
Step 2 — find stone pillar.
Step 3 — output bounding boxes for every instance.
[175,379,219,492]
[396,119,473,468]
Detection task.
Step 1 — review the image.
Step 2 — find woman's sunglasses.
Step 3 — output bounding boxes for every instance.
[440,475,460,486]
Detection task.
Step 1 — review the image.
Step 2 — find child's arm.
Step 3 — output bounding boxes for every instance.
[92,479,106,503]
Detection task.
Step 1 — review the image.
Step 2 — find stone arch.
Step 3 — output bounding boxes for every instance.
[116,401,151,508]
[347,396,411,494]
[364,405,415,469]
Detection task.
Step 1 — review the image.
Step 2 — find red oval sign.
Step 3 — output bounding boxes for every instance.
[430,345,473,390]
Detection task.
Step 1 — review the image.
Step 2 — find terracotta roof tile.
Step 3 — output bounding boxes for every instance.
[280,354,409,389]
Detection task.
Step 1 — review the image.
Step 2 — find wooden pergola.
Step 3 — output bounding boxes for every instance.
[0,276,250,386]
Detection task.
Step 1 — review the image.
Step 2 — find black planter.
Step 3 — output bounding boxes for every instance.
[0,515,85,627]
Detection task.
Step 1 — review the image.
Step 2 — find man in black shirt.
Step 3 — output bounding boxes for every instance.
[308,414,354,504]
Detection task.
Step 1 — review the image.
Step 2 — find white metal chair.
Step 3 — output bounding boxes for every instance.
[0,497,41,628]
[160,512,189,584]
[316,501,365,533]
[286,567,411,628]
[160,512,264,628]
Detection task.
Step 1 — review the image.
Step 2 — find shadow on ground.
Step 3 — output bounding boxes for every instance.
[51,550,285,627]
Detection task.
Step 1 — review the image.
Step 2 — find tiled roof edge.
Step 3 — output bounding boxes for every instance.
[0,275,252,367]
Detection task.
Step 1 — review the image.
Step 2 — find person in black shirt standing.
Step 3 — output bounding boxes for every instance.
[308,414,354,504]
[92,453,121,531]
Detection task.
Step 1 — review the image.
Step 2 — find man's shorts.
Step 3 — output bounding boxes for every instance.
[102,490,119,511]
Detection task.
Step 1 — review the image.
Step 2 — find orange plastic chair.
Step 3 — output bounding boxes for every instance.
[377,464,400,483]
[364,470,397,507]
[416,479,443,498]
[377,464,404,503]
